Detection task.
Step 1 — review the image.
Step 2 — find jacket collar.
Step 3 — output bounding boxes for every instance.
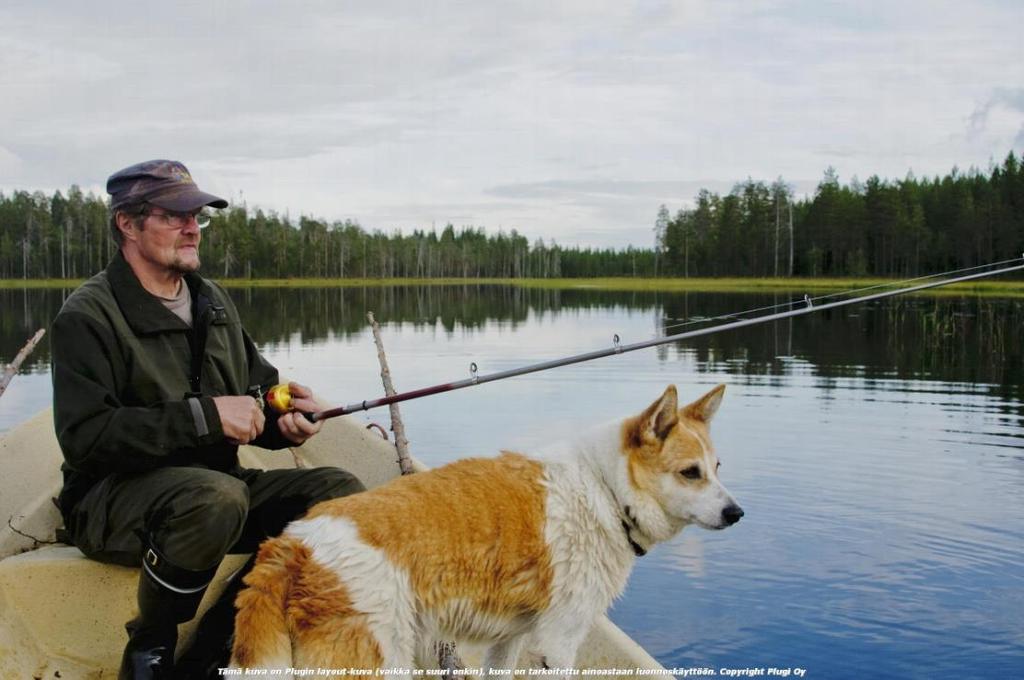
[106,251,209,334]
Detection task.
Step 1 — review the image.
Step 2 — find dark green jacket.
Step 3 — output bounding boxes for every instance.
[51,252,291,516]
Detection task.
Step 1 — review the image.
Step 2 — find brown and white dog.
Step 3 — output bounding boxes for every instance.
[230,384,743,676]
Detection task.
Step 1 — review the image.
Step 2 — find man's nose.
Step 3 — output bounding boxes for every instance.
[181,216,201,234]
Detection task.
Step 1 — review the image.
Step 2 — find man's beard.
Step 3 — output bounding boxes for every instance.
[171,254,201,274]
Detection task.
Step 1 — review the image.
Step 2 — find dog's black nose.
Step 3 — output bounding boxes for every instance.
[722,504,744,526]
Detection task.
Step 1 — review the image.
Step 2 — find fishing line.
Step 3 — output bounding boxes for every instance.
[660,257,1024,334]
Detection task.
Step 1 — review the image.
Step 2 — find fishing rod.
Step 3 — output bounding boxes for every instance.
[266,257,1024,422]
[660,255,1024,334]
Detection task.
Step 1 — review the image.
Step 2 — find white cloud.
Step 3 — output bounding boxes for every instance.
[0,145,22,178]
[1,1,1021,248]
[969,88,1024,152]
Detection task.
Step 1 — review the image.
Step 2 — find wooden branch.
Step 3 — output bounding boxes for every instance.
[7,516,57,548]
[367,313,464,675]
[366,312,414,475]
[0,328,45,400]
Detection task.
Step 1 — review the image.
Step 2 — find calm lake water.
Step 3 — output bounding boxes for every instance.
[2,285,1023,679]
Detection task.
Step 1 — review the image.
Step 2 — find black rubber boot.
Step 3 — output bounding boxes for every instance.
[119,541,217,680]
[176,554,257,679]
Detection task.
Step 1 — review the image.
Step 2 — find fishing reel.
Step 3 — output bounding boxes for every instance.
[265,383,295,414]
[251,383,318,422]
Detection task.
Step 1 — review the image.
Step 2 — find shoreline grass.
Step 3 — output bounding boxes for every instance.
[3,275,1023,296]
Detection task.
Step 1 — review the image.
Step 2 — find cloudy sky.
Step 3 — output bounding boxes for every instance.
[1,1,1022,248]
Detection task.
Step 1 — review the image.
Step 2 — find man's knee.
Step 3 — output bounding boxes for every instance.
[169,471,250,518]
[154,472,249,569]
[310,467,366,502]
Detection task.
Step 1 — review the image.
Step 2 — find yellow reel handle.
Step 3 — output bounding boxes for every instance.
[265,383,293,413]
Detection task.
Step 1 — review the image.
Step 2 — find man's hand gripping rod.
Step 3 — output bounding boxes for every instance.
[262,258,1024,423]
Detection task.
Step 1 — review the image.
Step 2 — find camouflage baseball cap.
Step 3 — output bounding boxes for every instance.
[106,159,228,212]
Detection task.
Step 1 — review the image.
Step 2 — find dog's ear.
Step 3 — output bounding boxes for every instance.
[681,384,726,424]
[634,384,679,443]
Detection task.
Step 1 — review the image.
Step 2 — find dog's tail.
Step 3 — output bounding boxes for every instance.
[230,535,305,672]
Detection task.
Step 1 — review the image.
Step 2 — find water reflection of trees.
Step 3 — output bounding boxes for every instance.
[0,287,75,372]
[0,286,659,369]
[230,286,657,343]
[658,293,1023,387]
[4,287,1022,397]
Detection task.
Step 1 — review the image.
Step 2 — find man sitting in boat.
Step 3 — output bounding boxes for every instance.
[49,160,366,679]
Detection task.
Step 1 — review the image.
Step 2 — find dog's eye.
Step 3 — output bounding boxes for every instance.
[716,461,721,471]
[680,465,702,480]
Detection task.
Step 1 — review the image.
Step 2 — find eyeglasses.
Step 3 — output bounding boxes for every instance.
[139,207,213,230]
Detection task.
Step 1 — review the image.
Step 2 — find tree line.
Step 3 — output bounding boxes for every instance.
[657,151,1024,278]
[0,187,651,280]
[1,151,1021,280]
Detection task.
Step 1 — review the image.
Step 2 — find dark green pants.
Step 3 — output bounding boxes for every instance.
[66,465,364,570]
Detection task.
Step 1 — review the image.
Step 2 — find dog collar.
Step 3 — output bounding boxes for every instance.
[619,505,647,557]
[621,519,647,557]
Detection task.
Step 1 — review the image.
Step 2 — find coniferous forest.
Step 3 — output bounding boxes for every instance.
[1,152,1021,281]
